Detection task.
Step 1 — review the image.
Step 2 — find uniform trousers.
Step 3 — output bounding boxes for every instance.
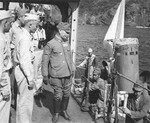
[50,76,72,100]
[0,72,11,123]
[15,65,34,123]
[33,50,43,90]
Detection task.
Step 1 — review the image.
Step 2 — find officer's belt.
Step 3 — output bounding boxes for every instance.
[15,60,34,66]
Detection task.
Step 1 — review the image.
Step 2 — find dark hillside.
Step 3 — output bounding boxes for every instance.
[79,0,150,26]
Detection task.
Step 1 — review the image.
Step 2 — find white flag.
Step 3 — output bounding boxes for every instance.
[103,0,125,58]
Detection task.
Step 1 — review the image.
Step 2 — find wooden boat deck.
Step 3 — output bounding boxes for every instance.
[10,82,105,123]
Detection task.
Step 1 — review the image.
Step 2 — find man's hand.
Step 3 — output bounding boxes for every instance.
[43,76,49,85]
[72,71,75,77]
[28,80,36,90]
[122,107,131,115]
[1,91,10,101]
[3,94,10,101]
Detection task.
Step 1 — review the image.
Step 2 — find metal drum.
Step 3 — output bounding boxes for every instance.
[114,38,139,93]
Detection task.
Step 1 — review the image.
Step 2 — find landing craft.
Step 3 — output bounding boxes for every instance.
[0,0,105,123]
[1,0,150,123]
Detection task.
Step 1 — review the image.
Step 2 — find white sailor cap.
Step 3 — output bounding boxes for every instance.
[0,10,12,21]
[24,13,39,21]
[88,48,93,53]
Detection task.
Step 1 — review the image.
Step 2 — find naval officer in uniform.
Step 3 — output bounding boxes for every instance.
[0,10,14,123]
[14,13,39,123]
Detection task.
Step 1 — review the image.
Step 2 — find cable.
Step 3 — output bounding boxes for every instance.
[117,71,150,92]
[72,51,86,59]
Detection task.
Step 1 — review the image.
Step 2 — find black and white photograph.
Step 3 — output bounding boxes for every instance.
[0,0,150,123]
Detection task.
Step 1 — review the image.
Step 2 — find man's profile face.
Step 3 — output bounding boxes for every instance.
[34,5,39,11]
[134,90,142,99]
[19,15,25,26]
[30,21,39,33]
[139,76,145,82]
[59,29,69,41]
[93,74,99,80]
[4,17,14,32]
[88,52,92,57]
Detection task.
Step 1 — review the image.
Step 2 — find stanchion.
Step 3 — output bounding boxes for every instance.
[80,57,90,112]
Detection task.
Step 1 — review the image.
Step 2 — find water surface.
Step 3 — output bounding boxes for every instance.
[76,25,150,72]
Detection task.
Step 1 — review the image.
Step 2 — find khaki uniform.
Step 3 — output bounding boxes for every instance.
[14,28,35,123]
[42,37,73,99]
[9,21,23,49]
[42,36,74,119]
[42,37,73,78]
[9,20,24,107]
[0,33,12,123]
[126,93,150,123]
[89,78,105,103]
[79,54,97,78]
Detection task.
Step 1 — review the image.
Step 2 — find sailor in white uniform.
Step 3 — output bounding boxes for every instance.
[14,13,39,123]
[0,10,13,123]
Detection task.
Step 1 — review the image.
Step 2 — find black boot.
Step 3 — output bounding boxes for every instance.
[60,97,71,121]
[52,99,61,123]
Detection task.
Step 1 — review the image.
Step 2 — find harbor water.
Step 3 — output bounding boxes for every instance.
[76,25,150,73]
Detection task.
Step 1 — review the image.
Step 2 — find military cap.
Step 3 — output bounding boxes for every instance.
[57,22,71,32]
[133,80,144,92]
[93,68,101,75]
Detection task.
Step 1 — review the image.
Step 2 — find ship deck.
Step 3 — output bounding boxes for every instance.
[10,82,105,123]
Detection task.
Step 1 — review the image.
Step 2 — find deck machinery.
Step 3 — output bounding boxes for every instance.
[0,1,126,123]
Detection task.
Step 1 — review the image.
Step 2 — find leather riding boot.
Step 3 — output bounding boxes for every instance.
[60,97,71,121]
[52,99,61,123]
[52,113,59,123]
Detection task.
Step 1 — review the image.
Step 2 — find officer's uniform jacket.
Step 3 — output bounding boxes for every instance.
[42,36,73,78]
[14,28,34,82]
